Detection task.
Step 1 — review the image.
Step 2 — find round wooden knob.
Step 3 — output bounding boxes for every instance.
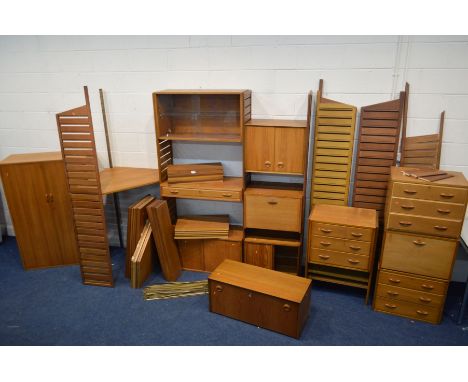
[283,304,291,312]
[215,285,223,293]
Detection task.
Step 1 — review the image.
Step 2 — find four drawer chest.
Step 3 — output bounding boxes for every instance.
[374,167,468,323]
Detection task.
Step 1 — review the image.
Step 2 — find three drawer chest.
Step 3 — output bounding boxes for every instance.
[374,167,468,323]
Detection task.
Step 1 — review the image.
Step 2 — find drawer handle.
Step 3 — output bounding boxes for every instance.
[412,240,426,246]
[320,228,332,233]
[387,291,399,297]
[403,189,417,195]
[170,190,179,194]
[437,208,451,214]
[388,278,401,284]
[347,258,360,265]
[350,232,363,238]
[318,254,330,260]
[282,304,291,312]
[416,310,429,316]
[277,162,284,168]
[349,245,361,251]
[401,205,415,210]
[419,297,432,303]
[434,225,447,231]
[320,241,331,246]
[398,221,412,227]
[440,192,454,199]
[267,200,278,205]
[215,285,223,293]
[264,161,272,168]
[384,303,397,309]
[421,284,434,290]
[222,193,233,197]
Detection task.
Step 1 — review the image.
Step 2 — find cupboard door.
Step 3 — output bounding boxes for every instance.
[178,239,204,271]
[204,240,226,272]
[41,161,79,265]
[226,241,242,262]
[274,127,306,174]
[244,242,274,269]
[0,163,58,269]
[245,126,275,172]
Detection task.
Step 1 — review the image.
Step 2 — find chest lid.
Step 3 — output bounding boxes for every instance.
[209,260,311,303]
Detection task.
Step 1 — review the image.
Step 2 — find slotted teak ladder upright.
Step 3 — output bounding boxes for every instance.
[56,87,114,287]
[310,79,357,206]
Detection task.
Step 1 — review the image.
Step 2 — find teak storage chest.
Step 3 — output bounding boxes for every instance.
[208,260,312,338]
[374,167,468,324]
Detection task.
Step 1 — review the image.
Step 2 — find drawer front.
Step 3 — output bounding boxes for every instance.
[311,235,346,252]
[374,296,441,324]
[161,186,242,202]
[379,270,447,295]
[310,222,347,239]
[344,239,371,256]
[380,232,457,279]
[309,248,369,271]
[245,194,302,232]
[392,182,467,204]
[388,213,462,239]
[209,281,301,338]
[390,197,466,221]
[376,283,444,308]
[346,227,372,242]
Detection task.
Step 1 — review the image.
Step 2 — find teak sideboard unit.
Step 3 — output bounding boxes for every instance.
[209,260,312,339]
[306,204,378,303]
[243,93,312,275]
[352,90,406,219]
[374,167,468,324]
[0,152,80,269]
[310,80,357,207]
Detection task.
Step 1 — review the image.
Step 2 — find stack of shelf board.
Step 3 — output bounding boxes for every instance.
[167,162,223,184]
[311,81,357,206]
[351,91,406,218]
[131,221,154,288]
[126,195,156,278]
[175,215,229,240]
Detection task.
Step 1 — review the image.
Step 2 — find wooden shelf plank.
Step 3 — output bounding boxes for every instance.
[158,133,241,143]
[100,167,159,195]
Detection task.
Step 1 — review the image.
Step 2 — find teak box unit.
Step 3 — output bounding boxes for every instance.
[0,152,79,269]
[153,89,251,143]
[306,204,378,303]
[208,260,312,339]
[374,167,468,324]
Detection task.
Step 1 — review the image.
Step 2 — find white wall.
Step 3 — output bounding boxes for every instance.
[1,35,468,277]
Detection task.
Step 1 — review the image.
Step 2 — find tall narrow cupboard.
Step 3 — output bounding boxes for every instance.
[0,152,79,269]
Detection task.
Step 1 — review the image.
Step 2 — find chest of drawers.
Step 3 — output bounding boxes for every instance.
[306,204,378,303]
[374,167,468,324]
[208,260,312,338]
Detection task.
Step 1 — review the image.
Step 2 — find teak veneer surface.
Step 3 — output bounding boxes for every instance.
[246,119,308,128]
[390,167,468,188]
[208,260,311,303]
[155,89,249,95]
[309,204,378,228]
[0,151,62,165]
[100,167,159,195]
[161,176,242,190]
[244,187,304,199]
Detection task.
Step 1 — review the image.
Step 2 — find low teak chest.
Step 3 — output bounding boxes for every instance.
[208,260,312,338]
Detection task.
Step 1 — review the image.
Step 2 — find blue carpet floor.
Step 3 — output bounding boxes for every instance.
[0,236,467,345]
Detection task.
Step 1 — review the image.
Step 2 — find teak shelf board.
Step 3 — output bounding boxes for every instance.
[0,151,63,166]
[391,167,468,188]
[209,260,311,303]
[245,185,304,198]
[246,119,308,128]
[244,236,301,247]
[99,167,159,195]
[311,275,368,289]
[155,89,249,95]
[157,133,242,143]
[309,204,378,228]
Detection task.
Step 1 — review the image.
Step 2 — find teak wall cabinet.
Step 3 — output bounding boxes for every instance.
[0,152,79,269]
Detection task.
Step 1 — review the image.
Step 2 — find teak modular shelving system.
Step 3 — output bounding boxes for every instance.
[153,90,251,272]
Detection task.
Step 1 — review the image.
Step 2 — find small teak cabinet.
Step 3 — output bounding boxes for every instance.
[245,120,307,175]
[0,152,79,269]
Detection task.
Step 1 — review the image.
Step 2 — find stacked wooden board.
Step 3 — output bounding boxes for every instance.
[174,215,229,240]
[56,86,113,287]
[147,199,182,281]
[351,91,406,217]
[311,81,357,206]
[167,162,223,184]
[126,195,156,277]
[131,221,155,288]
